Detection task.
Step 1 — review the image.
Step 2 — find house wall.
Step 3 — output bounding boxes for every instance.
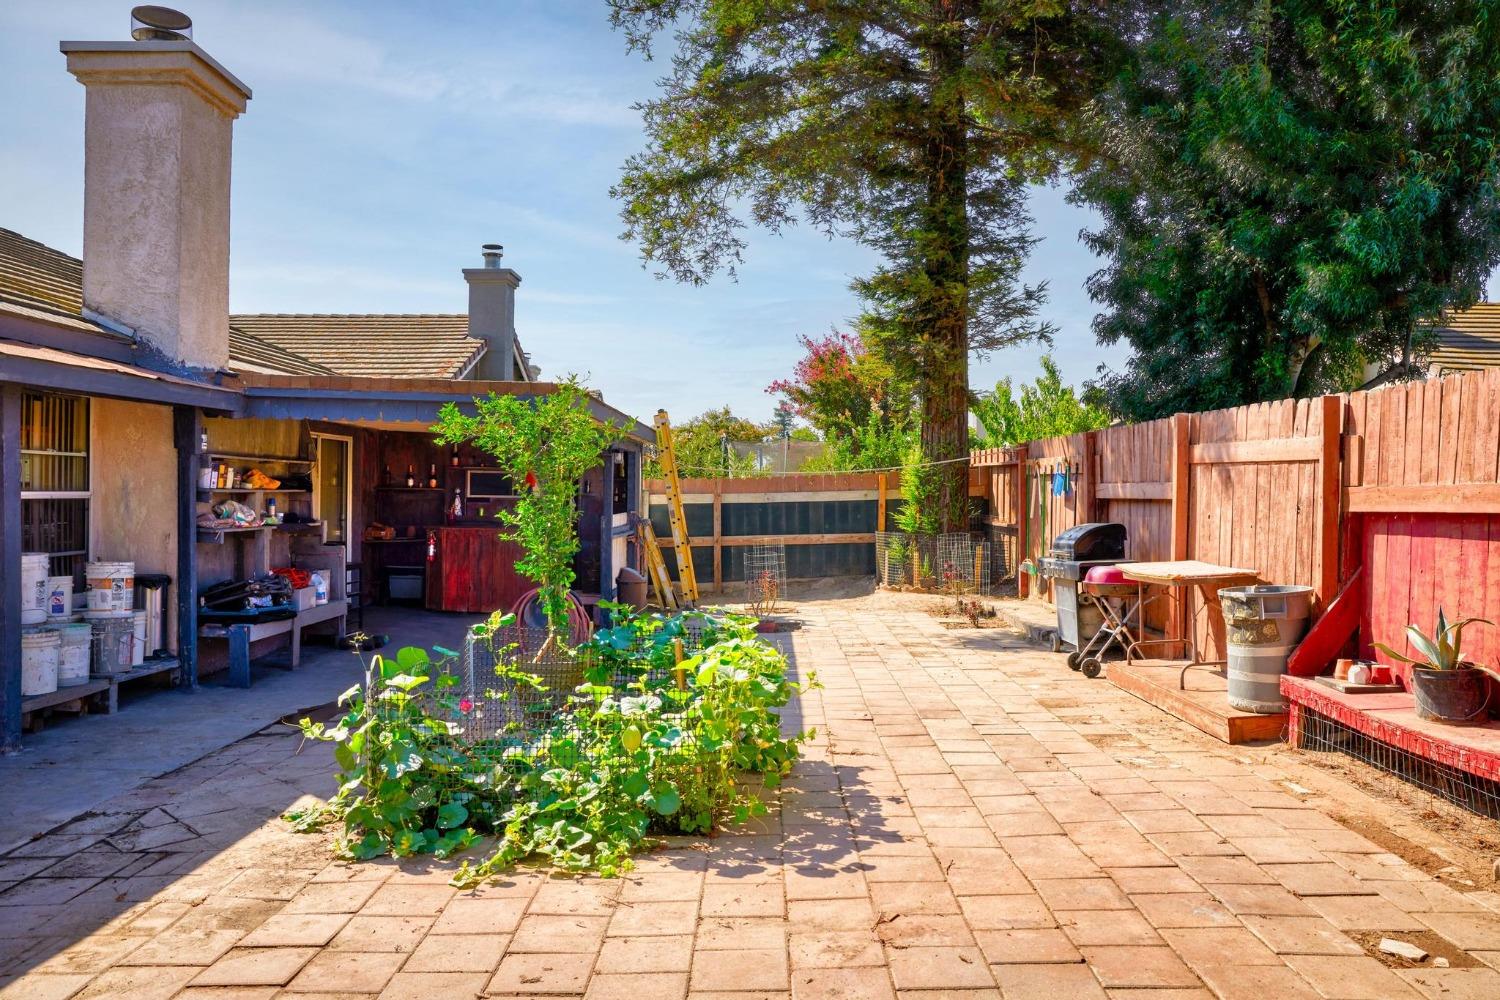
[90,397,178,644]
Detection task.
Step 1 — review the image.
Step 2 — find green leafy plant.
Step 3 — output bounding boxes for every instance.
[292,609,815,884]
[286,643,485,861]
[971,356,1111,448]
[433,379,623,644]
[893,441,940,537]
[1374,609,1494,671]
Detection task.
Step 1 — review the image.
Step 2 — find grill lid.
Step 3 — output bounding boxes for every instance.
[1048,522,1127,561]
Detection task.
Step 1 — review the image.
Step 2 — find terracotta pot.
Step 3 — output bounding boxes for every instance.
[1410,665,1491,724]
[1368,663,1393,685]
[1333,658,1353,680]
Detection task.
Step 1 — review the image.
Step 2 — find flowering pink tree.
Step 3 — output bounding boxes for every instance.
[767,330,914,443]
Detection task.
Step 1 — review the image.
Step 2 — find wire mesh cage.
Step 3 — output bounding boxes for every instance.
[743,542,787,614]
[1295,707,1500,820]
[361,615,750,809]
[875,532,992,594]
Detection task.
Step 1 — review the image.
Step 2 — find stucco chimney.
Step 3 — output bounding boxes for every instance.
[61,18,250,373]
[464,244,521,381]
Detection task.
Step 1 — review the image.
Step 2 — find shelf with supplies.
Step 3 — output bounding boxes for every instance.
[377,486,445,493]
[206,452,314,466]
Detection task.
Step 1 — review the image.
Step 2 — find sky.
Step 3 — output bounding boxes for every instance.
[0,0,1128,426]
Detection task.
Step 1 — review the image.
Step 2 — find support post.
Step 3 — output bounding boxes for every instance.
[624,447,642,573]
[1,385,22,750]
[599,452,616,610]
[173,406,201,687]
[1317,394,1343,611]
[712,481,723,595]
[877,473,887,532]
[1170,413,1191,654]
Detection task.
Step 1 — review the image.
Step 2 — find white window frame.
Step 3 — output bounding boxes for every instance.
[311,432,355,548]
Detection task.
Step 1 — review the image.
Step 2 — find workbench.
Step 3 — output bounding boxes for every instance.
[1120,561,1259,688]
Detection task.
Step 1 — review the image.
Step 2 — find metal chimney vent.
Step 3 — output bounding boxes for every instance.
[482,243,504,269]
[131,5,193,41]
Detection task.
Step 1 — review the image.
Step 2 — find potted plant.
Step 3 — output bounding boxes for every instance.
[1374,609,1495,724]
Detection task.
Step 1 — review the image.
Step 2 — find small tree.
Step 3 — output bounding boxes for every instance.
[972,356,1111,447]
[433,381,622,644]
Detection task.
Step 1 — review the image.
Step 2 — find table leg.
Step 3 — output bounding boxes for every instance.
[228,625,252,689]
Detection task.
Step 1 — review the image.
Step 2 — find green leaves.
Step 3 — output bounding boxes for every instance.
[1076,1,1500,418]
[293,608,815,885]
[432,380,623,642]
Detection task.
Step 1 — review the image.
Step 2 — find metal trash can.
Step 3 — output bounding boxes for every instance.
[1219,585,1315,713]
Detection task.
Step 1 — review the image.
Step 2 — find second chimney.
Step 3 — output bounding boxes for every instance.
[62,16,250,372]
[465,244,520,380]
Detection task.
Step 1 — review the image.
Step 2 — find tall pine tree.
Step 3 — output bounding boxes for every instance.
[609,1,1121,529]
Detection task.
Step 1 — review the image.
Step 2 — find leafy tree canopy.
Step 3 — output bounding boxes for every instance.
[610,0,1124,528]
[647,406,766,479]
[972,355,1110,447]
[1074,0,1500,420]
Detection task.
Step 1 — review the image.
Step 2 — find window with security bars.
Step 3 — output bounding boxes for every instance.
[20,391,90,579]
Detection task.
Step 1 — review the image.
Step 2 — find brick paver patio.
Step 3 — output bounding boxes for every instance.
[3,602,1500,999]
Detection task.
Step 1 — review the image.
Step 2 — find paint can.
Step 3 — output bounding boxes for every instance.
[57,623,92,686]
[22,627,60,696]
[90,617,135,676]
[45,575,75,621]
[84,561,135,617]
[21,553,50,625]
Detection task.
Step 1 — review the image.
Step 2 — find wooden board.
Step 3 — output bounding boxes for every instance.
[1109,659,1288,745]
[425,527,528,614]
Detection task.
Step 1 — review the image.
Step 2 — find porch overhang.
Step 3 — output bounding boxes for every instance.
[233,375,654,445]
[0,337,240,411]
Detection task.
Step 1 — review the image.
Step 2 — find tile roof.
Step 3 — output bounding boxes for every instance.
[0,226,332,376]
[228,313,487,380]
[1427,303,1500,373]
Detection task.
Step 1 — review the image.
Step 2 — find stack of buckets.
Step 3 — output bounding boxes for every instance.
[85,561,137,678]
[19,554,87,696]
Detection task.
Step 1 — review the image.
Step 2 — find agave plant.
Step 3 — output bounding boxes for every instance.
[1373,609,1493,671]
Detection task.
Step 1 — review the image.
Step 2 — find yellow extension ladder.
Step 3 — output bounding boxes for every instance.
[636,517,679,610]
[651,409,700,607]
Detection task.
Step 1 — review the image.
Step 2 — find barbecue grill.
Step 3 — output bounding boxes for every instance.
[1038,523,1130,655]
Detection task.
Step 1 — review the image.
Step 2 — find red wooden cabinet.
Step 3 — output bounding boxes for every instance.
[425,527,527,614]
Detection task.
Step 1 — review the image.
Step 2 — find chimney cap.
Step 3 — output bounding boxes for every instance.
[482,243,504,268]
[131,5,193,41]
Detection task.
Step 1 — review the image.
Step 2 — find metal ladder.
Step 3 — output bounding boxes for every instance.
[635,516,679,610]
[652,409,700,607]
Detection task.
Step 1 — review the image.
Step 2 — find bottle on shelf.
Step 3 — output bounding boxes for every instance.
[450,445,460,467]
[428,463,439,489]
[451,487,465,520]
[404,464,416,488]
[382,464,392,487]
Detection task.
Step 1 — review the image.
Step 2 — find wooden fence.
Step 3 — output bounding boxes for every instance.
[648,368,1500,670]
[983,396,1341,656]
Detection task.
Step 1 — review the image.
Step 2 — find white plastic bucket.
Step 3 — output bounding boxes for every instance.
[85,561,135,617]
[44,575,74,621]
[22,627,60,696]
[131,610,148,666]
[57,623,92,686]
[90,618,135,676]
[21,553,50,625]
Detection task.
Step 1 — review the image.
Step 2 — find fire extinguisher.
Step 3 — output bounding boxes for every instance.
[426,529,437,563]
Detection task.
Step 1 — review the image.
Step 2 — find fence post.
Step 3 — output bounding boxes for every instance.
[1014,448,1030,599]
[1317,394,1343,610]
[712,480,723,595]
[877,472,887,532]
[1170,413,1191,651]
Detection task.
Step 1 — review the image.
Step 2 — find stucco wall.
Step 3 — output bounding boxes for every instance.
[90,398,178,645]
